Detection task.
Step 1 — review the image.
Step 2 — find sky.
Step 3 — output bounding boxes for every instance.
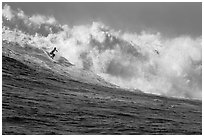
[3,2,202,38]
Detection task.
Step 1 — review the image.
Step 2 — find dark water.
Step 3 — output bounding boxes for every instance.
[2,54,202,135]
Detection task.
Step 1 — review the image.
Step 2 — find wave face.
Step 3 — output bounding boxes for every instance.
[2,4,202,100]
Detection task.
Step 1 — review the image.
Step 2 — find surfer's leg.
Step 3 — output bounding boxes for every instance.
[50,52,54,57]
[52,54,55,58]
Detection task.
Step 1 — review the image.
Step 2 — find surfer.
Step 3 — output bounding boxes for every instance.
[50,47,58,59]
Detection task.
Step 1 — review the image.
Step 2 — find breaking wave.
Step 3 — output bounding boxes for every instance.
[2,4,202,100]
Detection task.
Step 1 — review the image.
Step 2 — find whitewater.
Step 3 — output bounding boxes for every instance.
[2,4,202,100]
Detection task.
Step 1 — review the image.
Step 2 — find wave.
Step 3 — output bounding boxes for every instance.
[2,4,202,100]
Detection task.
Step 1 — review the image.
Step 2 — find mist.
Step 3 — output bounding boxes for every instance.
[2,4,202,100]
